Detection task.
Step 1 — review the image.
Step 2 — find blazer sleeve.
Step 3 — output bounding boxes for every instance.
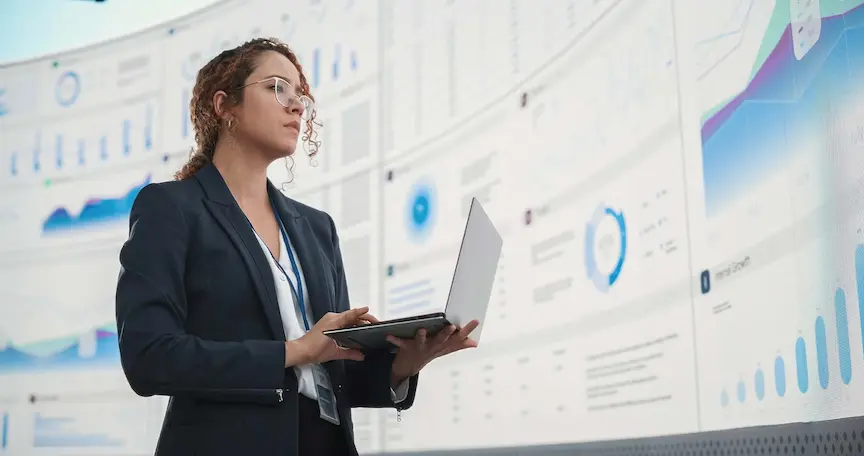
[326,214,419,409]
[115,183,286,402]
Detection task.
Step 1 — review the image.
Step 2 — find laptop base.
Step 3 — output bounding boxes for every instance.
[324,313,449,350]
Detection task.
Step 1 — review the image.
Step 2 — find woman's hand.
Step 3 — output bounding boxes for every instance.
[386,320,480,386]
[285,307,377,367]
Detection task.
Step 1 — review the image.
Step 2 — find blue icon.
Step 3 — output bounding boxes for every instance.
[700,270,711,294]
[145,105,153,151]
[332,44,341,80]
[55,71,81,107]
[404,180,437,243]
[1,412,8,450]
[77,139,86,166]
[584,204,627,292]
[54,135,63,169]
[99,136,108,161]
[0,88,8,117]
[123,120,131,156]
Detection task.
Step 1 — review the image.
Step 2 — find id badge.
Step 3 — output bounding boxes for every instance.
[312,364,340,426]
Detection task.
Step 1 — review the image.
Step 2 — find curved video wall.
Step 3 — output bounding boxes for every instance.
[1,0,864,454]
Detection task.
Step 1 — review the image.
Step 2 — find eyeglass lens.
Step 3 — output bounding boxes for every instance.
[274,79,314,119]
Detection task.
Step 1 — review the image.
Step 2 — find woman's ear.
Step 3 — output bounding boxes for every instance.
[212,90,230,122]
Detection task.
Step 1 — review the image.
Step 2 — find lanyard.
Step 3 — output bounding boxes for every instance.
[247,200,311,332]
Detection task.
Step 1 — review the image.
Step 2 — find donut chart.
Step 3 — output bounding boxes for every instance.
[584,203,627,293]
[54,71,81,107]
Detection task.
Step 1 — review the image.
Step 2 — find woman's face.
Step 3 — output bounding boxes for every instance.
[231,51,306,159]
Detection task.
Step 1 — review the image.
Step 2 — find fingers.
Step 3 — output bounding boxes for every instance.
[434,325,456,344]
[358,313,380,324]
[459,320,480,337]
[339,307,370,325]
[336,347,366,361]
[416,328,427,345]
[437,321,480,356]
[350,306,370,316]
[386,335,409,348]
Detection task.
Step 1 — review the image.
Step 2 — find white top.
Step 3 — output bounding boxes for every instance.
[252,228,409,402]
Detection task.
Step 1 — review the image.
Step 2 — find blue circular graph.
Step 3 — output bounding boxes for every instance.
[584,204,627,292]
[55,71,81,107]
[404,179,437,243]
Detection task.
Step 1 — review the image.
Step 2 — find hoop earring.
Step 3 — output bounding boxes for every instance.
[227,118,234,130]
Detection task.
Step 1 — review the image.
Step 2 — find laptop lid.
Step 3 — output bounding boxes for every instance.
[442,198,503,343]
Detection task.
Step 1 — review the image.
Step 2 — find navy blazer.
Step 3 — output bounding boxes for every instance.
[115,163,418,456]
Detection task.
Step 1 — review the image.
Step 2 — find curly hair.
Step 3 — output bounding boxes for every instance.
[174,37,320,181]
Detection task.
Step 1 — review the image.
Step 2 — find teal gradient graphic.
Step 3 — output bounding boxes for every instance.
[700,3,864,216]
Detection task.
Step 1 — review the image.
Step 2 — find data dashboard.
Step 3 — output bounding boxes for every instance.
[1,0,863,454]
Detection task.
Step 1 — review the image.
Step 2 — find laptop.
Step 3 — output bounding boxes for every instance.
[323,197,503,350]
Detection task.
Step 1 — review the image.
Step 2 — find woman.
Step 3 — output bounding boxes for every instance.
[115,38,478,456]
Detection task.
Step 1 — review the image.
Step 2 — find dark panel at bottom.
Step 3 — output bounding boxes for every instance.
[378,415,864,455]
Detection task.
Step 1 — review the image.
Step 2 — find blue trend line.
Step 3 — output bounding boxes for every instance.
[695,0,754,45]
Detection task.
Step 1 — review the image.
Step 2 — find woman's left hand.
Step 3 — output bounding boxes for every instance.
[386,320,480,386]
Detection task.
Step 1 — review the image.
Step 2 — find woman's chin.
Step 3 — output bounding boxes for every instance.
[272,141,297,158]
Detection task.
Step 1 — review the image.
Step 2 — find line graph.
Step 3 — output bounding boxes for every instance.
[693,0,755,80]
[41,174,150,235]
[700,2,864,217]
[0,325,118,374]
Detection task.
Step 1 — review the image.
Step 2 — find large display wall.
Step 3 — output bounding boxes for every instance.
[1,0,863,455]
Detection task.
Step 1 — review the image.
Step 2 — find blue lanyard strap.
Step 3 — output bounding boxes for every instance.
[244,199,311,332]
[270,200,311,332]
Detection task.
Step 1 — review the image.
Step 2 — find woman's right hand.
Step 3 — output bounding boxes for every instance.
[285,307,376,367]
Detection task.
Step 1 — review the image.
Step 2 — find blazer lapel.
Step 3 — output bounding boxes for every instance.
[268,183,334,323]
[194,164,286,341]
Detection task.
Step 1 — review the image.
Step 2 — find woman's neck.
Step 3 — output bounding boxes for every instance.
[211,143,271,207]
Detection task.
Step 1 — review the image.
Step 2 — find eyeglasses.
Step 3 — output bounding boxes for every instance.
[237,77,315,120]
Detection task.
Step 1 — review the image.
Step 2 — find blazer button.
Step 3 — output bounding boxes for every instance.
[336,384,343,392]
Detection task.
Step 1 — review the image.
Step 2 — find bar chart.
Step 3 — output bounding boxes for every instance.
[719,244,864,405]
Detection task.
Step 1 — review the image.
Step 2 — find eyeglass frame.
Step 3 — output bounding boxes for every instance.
[232,76,315,116]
